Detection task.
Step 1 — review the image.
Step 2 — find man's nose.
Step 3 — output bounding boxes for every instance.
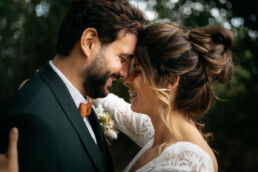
[119,62,130,79]
[119,69,128,79]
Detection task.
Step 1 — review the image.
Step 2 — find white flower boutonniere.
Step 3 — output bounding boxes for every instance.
[94,104,118,142]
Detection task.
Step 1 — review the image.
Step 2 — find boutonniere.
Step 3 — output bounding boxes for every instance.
[94,104,118,143]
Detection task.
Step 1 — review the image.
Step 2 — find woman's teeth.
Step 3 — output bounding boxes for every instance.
[129,92,137,98]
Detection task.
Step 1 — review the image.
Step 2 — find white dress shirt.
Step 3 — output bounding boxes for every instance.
[49,60,97,144]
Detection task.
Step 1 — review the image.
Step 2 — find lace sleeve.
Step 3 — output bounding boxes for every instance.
[93,93,154,147]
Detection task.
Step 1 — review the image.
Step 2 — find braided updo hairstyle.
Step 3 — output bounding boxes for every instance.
[135,22,234,137]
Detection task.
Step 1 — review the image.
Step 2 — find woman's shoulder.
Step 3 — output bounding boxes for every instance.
[157,141,214,171]
[138,141,214,172]
[163,141,213,157]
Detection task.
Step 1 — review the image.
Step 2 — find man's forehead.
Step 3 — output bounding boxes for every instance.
[116,29,137,39]
[112,32,137,55]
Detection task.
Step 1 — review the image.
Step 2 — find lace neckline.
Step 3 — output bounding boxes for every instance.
[133,141,213,172]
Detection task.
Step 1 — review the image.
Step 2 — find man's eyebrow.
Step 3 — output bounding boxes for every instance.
[120,53,135,59]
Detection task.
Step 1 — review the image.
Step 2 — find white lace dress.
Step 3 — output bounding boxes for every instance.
[95,93,214,172]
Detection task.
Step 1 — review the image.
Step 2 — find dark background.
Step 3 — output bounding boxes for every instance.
[0,0,257,171]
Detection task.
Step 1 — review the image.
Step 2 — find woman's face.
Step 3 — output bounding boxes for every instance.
[124,59,159,115]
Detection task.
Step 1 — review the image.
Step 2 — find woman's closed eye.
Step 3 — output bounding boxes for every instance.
[132,69,141,76]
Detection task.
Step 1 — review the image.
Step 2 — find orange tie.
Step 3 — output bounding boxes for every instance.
[79,101,92,118]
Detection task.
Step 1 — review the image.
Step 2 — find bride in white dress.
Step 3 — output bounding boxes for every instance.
[96,22,234,172]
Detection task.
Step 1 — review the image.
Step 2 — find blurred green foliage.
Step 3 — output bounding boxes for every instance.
[0,0,257,171]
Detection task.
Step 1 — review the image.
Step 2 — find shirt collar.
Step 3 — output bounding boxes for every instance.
[49,60,87,108]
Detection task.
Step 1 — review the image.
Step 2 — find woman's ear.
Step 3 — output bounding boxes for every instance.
[169,75,180,89]
[80,28,100,59]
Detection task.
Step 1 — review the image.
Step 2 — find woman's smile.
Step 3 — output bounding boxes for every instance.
[129,90,137,101]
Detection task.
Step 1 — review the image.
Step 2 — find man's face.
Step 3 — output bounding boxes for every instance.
[82,32,137,98]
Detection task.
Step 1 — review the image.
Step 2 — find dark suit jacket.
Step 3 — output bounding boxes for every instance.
[0,62,114,172]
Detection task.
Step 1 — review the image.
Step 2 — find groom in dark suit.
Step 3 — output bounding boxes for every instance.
[0,0,144,171]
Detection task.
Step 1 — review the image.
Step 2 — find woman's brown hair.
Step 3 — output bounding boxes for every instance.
[135,22,234,138]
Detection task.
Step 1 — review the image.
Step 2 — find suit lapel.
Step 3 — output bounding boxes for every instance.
[39,62,105,172]
[88,109,106,152]
[89,109,115,171]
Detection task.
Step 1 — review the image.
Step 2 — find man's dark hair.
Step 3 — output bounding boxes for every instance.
[56,0,145,56]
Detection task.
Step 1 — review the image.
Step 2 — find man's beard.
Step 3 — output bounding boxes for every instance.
[82,49,114,98]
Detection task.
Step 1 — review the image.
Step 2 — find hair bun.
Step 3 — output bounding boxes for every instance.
[187,25,234,83]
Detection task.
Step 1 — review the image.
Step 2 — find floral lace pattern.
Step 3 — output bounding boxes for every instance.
[94,93,214,172]
[132,141,214,172]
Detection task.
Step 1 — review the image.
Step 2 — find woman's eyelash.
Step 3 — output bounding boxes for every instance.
[134,70,141,74]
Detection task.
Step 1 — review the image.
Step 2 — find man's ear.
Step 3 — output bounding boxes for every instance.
[80,28,100,59]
